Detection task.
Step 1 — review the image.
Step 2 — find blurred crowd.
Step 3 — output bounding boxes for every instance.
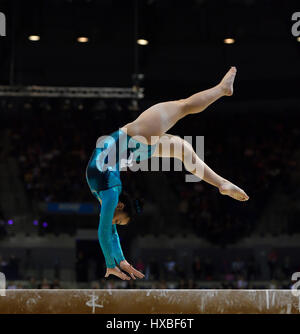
[167,111,299,243]
[75,249,298,286]
[7,104,299,243]
[10,109,96,203]
[0,209,7,239]
[1,247,297,290]
[9,103,148,210]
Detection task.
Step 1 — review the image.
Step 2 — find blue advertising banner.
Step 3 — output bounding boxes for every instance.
[46,203,98,214]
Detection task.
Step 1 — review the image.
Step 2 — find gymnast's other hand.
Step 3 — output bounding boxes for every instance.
[105,266,131,280]
[120,260,145,280]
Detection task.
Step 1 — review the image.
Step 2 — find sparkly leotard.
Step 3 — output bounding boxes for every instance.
[86,129,156,268]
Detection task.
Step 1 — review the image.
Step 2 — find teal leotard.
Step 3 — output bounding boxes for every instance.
[86,129,156,268]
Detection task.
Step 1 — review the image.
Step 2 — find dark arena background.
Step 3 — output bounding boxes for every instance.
[0,0,300,317]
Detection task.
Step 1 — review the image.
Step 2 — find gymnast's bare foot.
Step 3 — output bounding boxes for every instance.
[220,66,237,96]
[219,181,249,201]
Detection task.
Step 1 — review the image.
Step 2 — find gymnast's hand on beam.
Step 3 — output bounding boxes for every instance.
[120,260,145,280]
[105,266,131,280]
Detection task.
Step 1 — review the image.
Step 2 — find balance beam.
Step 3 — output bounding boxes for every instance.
[0,289,299,314]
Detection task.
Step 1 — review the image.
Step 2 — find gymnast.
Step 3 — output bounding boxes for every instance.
[86,67,249,280]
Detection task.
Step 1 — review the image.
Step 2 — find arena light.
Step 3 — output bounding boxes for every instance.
[7,220,13,225]
[77,36,89,43]
[28,35,40,41]
[224,38,235,44]
[137,39,149,46]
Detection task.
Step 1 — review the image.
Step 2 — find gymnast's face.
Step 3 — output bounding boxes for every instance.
[112,202,130,226]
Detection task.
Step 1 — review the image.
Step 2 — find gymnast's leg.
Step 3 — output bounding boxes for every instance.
[123,67,237,144]
[153,134,249,202]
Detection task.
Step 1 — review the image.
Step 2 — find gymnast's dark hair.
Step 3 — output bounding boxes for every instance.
[119,191,143,218]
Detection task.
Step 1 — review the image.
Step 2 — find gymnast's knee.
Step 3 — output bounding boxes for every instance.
[182,141,197,166]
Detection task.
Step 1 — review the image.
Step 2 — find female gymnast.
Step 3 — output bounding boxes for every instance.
[86,67,249,281]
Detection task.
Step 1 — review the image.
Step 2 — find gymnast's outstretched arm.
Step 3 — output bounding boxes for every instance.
[98,187,145,280]
[111,224,125,265]
[98,187,122,269]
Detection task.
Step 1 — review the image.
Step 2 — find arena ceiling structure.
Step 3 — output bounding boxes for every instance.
[0,0,299,101]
